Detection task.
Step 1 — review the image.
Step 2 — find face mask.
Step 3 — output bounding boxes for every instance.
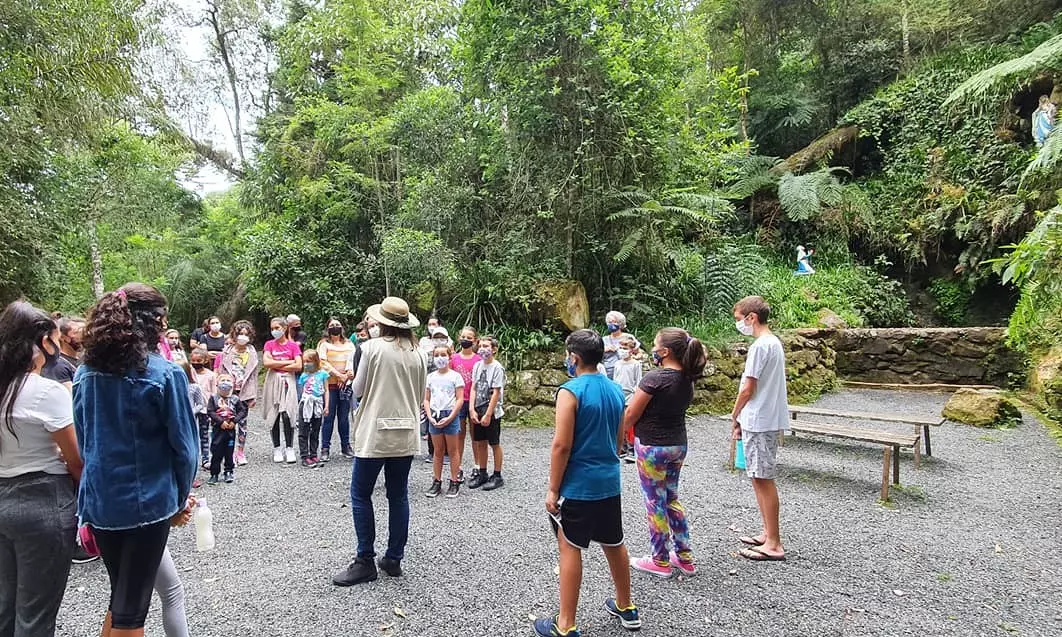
[607,323,620,333]
[433,356,449,370]
[167,339,180,348]
[328,326,342,336]
[459,339,474,350]
[618,348,631,360]
[236,334,250,346]
[291,325,302,332]
[478,347,492,359]
[40,338,59,366]
[218,381,233,394]
[368,325,381,339]
[193,363,205,371]
[304,364,316,373]
[566,355,577,377]
[271,329,284,340]
[209,323,221,332]
[651,350,663,366]
[736,318,754,336]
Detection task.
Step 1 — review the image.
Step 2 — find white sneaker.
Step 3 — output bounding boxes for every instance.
[284,447,297,464]
[273,447,284,463]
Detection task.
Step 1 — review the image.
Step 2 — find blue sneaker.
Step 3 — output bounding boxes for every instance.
[532,617,580,636]
[605,599,642,631]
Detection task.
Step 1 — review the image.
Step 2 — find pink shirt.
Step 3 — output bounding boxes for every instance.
[264,339,302,363]
[450,352,482,403]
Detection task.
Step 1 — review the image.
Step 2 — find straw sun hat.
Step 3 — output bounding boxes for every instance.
[365,297,420,329]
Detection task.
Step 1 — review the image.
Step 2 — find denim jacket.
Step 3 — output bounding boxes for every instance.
[73,354,199,530]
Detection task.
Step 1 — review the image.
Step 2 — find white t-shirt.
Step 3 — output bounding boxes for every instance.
[471,359,505,419]
[427,369,465,414]
[612,359,643,400]
[0,374,74,477]
[738,334,790,433]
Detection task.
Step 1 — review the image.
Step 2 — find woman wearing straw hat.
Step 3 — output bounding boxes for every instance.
[333,297,428,586]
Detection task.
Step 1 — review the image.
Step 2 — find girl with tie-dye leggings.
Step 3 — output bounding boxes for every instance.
[620,327,708,578]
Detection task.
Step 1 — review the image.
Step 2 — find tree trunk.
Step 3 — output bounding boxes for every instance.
[88,221,104,299]
[901,2,911,74]
[208,3,245,165]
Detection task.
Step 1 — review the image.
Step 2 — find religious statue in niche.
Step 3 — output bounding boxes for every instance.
[795,245,815,276]
[1033,95,1056,147]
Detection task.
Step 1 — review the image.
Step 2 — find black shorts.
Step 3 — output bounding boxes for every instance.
[93,520,171,629]
[549,495,624,550]
[471,407,501,445]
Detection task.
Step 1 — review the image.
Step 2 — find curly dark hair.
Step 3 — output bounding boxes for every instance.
[0,301,58,437]
[230,319,255,343]
[83,282,169,374]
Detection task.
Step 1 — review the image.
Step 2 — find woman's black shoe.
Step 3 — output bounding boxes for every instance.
[332,557,377,586]
[377,556,402,577]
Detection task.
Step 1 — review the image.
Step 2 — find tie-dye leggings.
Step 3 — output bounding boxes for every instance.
[635,439,692,567]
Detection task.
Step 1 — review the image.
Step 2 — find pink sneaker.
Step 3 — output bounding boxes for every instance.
[669,551,696,576]
[235,451,247,466]
[631,556,672,578]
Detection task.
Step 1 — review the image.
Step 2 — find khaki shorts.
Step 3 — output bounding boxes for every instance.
[742,430,782,479]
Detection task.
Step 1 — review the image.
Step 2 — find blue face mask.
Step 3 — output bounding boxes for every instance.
[606,323,620,333]
[566,354,577,378]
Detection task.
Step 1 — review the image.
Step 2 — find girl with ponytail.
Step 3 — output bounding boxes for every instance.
[620,327,707,579]
[74,283,199,637]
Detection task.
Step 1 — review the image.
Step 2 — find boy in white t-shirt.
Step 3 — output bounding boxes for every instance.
[423,346,465,498]
[469,336,505,491]
[730,296,788,562]
[611,335,642,462]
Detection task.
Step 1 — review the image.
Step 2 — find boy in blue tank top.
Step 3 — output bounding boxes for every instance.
[535,329,642,637]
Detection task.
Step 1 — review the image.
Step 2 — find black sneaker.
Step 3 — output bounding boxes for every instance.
[207,475,219,486]
[468,470,488,489]
[482,473,505,491]
[223,470,234,483]
[425,480,442,498]
[341,446,355,459]
[377,556,402,577]
[320,448,330,462]
[71,545,99,564]
[332,557,377,586]
[446,480,460,498]
[456,469,465,484]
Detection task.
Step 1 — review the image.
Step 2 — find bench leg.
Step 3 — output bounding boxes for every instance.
[924,425,932,457]
[881,447,892,501]
[728,437,736,471]
[893,446,900,485]
[913,434,922,470]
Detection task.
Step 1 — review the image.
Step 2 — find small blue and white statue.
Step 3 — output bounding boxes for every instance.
[795,245,816,276]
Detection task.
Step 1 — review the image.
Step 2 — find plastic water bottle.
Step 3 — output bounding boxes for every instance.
[735,439,747,470]
[194,500,215,552]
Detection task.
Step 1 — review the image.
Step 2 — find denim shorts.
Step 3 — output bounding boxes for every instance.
[428,410,461,436]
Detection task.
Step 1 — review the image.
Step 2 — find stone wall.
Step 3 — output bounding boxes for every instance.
[504,331,838,422]
[795,327,1025,387]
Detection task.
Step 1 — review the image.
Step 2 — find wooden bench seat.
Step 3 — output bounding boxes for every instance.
[789,406,945,456]
[788,421,920,501]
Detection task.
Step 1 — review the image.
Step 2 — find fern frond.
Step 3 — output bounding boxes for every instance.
[777,172,822,221]
[944,34,1062,110]
[613,226,644,263]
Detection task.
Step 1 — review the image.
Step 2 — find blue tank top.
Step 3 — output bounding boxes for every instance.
[559,373,625,500]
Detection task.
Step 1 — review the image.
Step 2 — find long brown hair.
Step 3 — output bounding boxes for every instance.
[380,324,418,350]
[83,283,168,374]
[658,327,707,380]
[0,301,57,437]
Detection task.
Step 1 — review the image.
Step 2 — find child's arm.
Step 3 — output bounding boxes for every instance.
[322,377,330,415]
[206,396,224,426]
[468,366,479,424]
[453,383,465,418]
[423,385,434,424]
[483,387,501,425]
[546,388,578,514]
[731,378,757,439]
[234,397,248,424]
[620,388,651,454]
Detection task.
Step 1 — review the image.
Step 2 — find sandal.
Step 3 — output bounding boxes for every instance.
[739,536,765,547]
[739,547,786,562]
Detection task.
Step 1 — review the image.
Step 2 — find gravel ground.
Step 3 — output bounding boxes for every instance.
[57,389,1062,637]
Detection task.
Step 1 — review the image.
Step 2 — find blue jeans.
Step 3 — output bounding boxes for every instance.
[321,386,351,451]
[350,456,413,561]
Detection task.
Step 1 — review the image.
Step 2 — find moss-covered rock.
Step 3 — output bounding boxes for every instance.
[530,280,589,332]
[942,388,1021,428]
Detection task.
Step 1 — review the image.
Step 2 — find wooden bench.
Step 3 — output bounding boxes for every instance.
[789,406,945,456]
[786,420,920,501]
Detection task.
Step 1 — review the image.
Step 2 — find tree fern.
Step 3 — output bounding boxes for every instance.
[1022,127,1062,184]
[944,34,1062,109]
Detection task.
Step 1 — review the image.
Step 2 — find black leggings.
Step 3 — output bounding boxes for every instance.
[271,413,293,448]
[93,520,171,629]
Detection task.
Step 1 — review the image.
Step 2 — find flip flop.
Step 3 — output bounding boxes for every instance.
[739,536,765,547]
[739,547,786,562]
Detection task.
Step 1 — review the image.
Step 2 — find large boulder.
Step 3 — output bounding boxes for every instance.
[943,388,1021,427]
[531,280,590,332]
[816,308,847,329]
[1031,346,1062,414]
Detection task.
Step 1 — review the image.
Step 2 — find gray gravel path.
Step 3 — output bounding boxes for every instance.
[57,390,1062,636]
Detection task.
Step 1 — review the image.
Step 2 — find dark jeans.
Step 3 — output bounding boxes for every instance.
[196,413,211,465]
[298,414,322,459]
[350,456,413,561]
[94,521,171,629]
[321,386,351,451]
[0,472,76,637]
[210,425,235,476]
[270,413,293,448]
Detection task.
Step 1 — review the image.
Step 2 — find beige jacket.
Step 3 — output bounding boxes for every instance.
[351,337,427,458]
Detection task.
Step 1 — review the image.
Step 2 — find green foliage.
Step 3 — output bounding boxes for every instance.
[944,33,1062,110]
[928,278,972,326]
[999,205,1062,354]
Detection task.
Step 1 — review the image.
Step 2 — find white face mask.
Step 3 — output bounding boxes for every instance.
[434,356,449,370]
[368,325,381,339]
[618,348,631,360]
[271,329,284,340]
[736,318,754,336]
[236,334,250,346]
[209,322,221,332]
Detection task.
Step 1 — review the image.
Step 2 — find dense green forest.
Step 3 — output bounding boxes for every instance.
[3,0,1062,381]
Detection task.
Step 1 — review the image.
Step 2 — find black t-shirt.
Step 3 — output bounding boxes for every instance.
[634,369,693,446]
[42,353,79,385]
[191,328,206,345]
[200,332,227,353]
